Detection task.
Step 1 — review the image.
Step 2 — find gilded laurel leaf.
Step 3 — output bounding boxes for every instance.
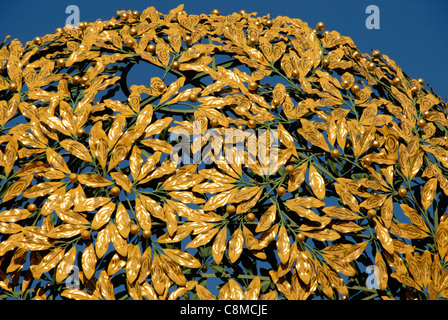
[244,277,261,300]
[61,289,98,300]
[255,205,276,233]
[57,210,88,225]
[421,178,438,210]
[186,227,219,249]
[55,246,77,283]
[109,223,128,257]
[163,249,201,269]
[235,188,262,214]
[228,186,260,204]
[73,196,110,212]
[135,197,152,231]
[138,247,152,283]
[374,219,394,255]
[110,172,133,193]
[163,204,178,237]
[60,139,92,163]
[160,254,186,287]
[288,163,307,193]
[390,221,429,239]
[212,227,227,265]
[2,175,33,203]
[95,226,110,259]
[203,189,238,211]
[196,285,215,300]
[276,226,291,265]
[23,181,63,199]
[98,270,115,300]
[126,244,142,284]
[322,206,360,220]
[35,247,65,274]
[130,145,143,181]
[78,174,113,188]
[228,228,244,263]
[308,165,325,200]
[1,4,447,301]
[115,203,131,238]
[380,197,393,229]
[81,243,97,279]
[46,147,71,174]
[436,220,448,259]
[91,202,116,230]
[400,203,429,233]
[107,252,127,276]
[47,224,84,239]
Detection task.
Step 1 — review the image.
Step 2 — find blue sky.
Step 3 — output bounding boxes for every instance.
[1,0,447,98]
[0,0,447,299]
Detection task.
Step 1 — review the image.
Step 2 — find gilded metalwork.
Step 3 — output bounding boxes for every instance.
[0,4,447,300]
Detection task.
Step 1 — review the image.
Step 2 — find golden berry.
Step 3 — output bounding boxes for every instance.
[367,209,377,218]
[341,79,351,88]
[316,22,325,31]
[277,186,286,197]
[210,118,219,127]
[33,37,43,45]
[367,62,376,71]
[142,230,152,238]
[131,10,140,19]
[285,165,295,174]
[331,149,340,159]
[248,81,258,92]
[120,12,129,21]
[8,82,18,92]
[246,213,256,222]
[417,119,426,128]
[371,140,380,149]
[296,233,306,242]
[27,203,37,213]
[76,128,85,138]
[81,230,91,240]
[363,156,372,166]
[147,44,156,53]
[351,84,361,94]
[110,186,121,197]
[291,69,300,78]
[188,93,198,103]
[56,59,66,68]
[226,205,236,214]
[372,50,381,58]
[69,173,78,183]
[130,224,140,235]
[393,77,402,86]
[398,188,408,198]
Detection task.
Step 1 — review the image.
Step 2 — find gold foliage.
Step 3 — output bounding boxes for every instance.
[0,4,446,301]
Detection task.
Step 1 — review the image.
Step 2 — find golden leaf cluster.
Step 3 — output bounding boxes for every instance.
[0,4,447,300]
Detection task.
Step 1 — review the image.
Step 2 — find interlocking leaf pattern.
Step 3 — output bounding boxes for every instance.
[0,5,447,300]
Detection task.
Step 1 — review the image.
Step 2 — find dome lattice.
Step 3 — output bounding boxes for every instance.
[0,4,447,300]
